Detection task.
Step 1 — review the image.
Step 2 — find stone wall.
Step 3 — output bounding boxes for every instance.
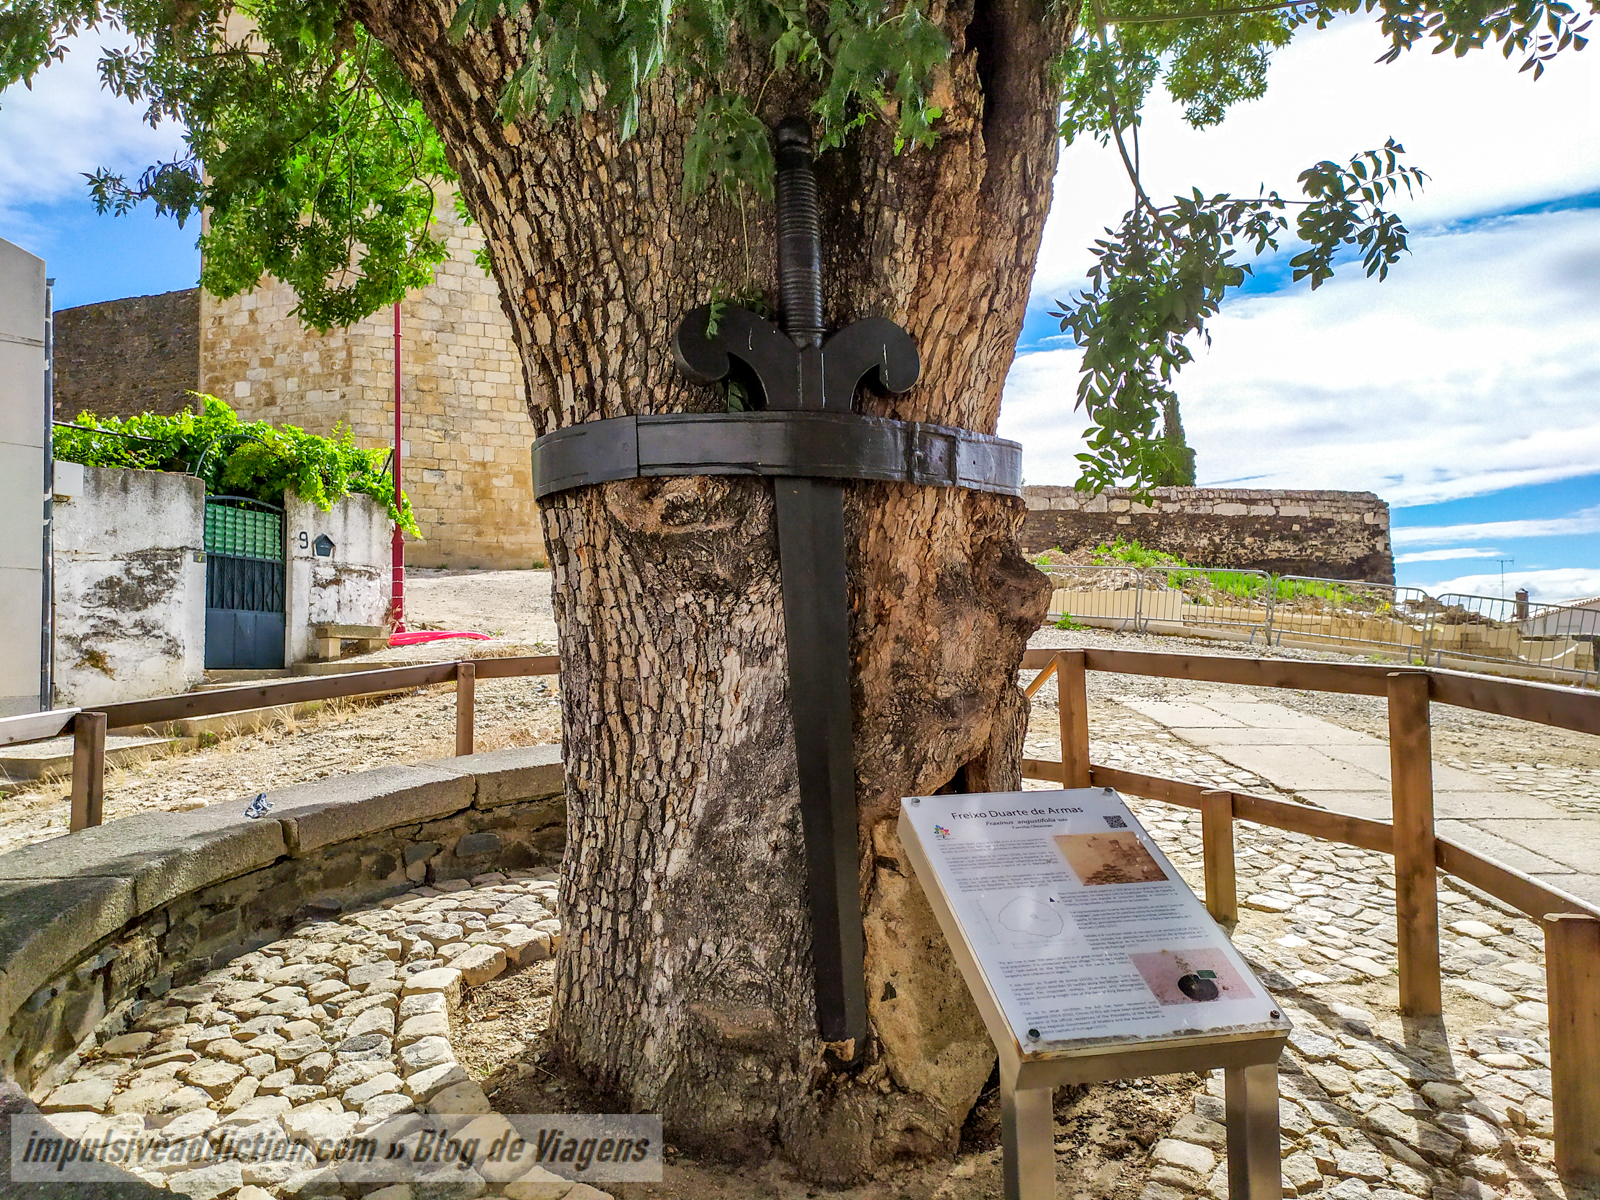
[284,493,391,664]
[53,289,199,420]
[52,467,207,707]
[0,237,48,717]
[200,198,545,570]
[1020,486,1394,583]
[0,746,564,1093]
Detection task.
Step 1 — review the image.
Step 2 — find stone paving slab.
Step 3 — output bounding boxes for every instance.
[1171,726,1379,748]
[1123,695,1600,909]
[1471,818,1600,876]
[33,869,591,1199]
[1531,872,1600,906]
[1432,792,1574,822]
[1434,821,1576,880]
[1196,743,1391,792]
[1119,700,1249,728]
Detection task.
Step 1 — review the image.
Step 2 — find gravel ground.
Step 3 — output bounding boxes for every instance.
[2,584,1593,854]
[0,676,564,855]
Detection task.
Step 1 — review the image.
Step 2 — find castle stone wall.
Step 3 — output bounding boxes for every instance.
[199,206,544,570]
[1021,486,1394,583]
[53,288,199,420]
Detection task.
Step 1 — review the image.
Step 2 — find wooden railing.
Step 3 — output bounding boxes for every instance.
[4,644,1597,1179]
[0,655,561,832]
[1019,646,1600,1183]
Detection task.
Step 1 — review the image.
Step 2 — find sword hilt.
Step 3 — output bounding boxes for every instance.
[775,117,824,350]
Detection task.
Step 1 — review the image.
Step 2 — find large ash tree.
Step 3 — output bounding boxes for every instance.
[4,0,1588,1177]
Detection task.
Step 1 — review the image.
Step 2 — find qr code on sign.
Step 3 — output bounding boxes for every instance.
[1103,814,1128,829]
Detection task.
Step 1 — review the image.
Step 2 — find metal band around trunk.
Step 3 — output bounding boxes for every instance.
[530,411,1023,500]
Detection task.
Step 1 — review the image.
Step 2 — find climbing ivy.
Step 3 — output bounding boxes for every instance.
[52,396,421,536]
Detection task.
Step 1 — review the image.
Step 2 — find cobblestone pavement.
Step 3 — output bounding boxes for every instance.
[1019,688,1595,1200]
[1025,626,1600,910]
[35,870,604,1200]
[1113,800,1589,1200]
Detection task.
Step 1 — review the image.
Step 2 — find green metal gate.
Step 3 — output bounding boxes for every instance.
[204,496,286,669]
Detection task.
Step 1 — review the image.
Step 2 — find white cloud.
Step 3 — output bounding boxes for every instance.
[1032,15,1600,299]
[0,31,188,224]
[1424,568,1600,605]
[1392,507,1600,547]
[1004,208,1600,504]
[1393,548,1504,564]
[1009,11,1600,509]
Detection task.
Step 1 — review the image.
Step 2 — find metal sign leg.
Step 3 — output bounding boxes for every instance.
[1000,1073,1054,1200]
[1225,1062,1282,1200]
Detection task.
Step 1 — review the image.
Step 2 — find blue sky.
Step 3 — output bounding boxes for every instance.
[2,18,1596,601]
[1001,16,1600,603]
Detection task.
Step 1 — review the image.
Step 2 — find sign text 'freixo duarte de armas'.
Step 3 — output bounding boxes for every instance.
[900,787,1279,1053]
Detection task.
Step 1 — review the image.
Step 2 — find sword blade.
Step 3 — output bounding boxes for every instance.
[773,476,868,1049]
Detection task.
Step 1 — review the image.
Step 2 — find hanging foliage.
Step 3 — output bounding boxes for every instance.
[53,395,422,536]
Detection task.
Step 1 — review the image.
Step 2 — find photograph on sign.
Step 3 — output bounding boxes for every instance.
[1056,831,1168,885]
[901,788,1280,1052]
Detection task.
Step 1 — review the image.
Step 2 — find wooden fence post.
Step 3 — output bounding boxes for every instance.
[455,661,475,757]
[1388,671,1441,1016]
[69,711,107,832]
[1055,650,1090,789]
[1547,913,1600,1184]
[1201,790,1238,924]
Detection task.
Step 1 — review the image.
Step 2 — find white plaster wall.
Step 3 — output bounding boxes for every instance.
[53,467,206,706]
[284,493,391,663]
[0,239,48,717]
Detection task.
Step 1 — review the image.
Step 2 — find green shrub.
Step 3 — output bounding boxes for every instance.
[1092,536,1186,569]
[53,395,420,537]
[1054,614,1084,631]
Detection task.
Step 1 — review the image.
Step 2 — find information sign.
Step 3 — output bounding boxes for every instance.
[900,787,1283,1055]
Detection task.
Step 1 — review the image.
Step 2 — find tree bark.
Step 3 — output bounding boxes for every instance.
[352,0,1062,1179]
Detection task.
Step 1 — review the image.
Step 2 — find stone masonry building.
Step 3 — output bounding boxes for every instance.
[199,206,544,569]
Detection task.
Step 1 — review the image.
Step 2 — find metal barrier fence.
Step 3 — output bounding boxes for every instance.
[1041,563,1145,632]
[1136,565,1274,643]
[1267,577,1435,657]
[1427,592,1599,685]
[1047,568,1599,687]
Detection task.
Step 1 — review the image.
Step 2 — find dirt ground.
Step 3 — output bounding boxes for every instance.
[0,667,564,854]
[455,961,1200,1200]
[2,568,1594,850]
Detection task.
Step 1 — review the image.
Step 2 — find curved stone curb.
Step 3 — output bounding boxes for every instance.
[29,873,611,1199]
[1,745,563,1095]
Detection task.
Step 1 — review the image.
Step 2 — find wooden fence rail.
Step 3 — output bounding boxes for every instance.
[4,642,1597,1179]
[0,655,562,833]
[1020,646,1600,1183]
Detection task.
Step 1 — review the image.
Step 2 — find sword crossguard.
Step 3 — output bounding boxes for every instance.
[672,305,921,413]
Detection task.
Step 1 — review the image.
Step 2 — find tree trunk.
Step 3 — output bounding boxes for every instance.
[353,0,1062,1179]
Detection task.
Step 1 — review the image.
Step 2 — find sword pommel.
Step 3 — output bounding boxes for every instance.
[774,117,824,351]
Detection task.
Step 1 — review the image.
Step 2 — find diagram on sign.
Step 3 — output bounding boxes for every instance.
[978,894,1074,947]
[1055,831,1169,885]
[1129,947,1255,1006]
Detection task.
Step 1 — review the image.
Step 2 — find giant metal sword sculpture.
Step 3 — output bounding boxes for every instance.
[529,117,1025,1053]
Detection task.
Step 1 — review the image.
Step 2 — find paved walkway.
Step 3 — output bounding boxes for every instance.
[1127,804,1573,1200]
[1118,693,1600,909]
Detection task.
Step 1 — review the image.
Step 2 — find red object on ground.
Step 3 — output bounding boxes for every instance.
[387,630,493,647]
